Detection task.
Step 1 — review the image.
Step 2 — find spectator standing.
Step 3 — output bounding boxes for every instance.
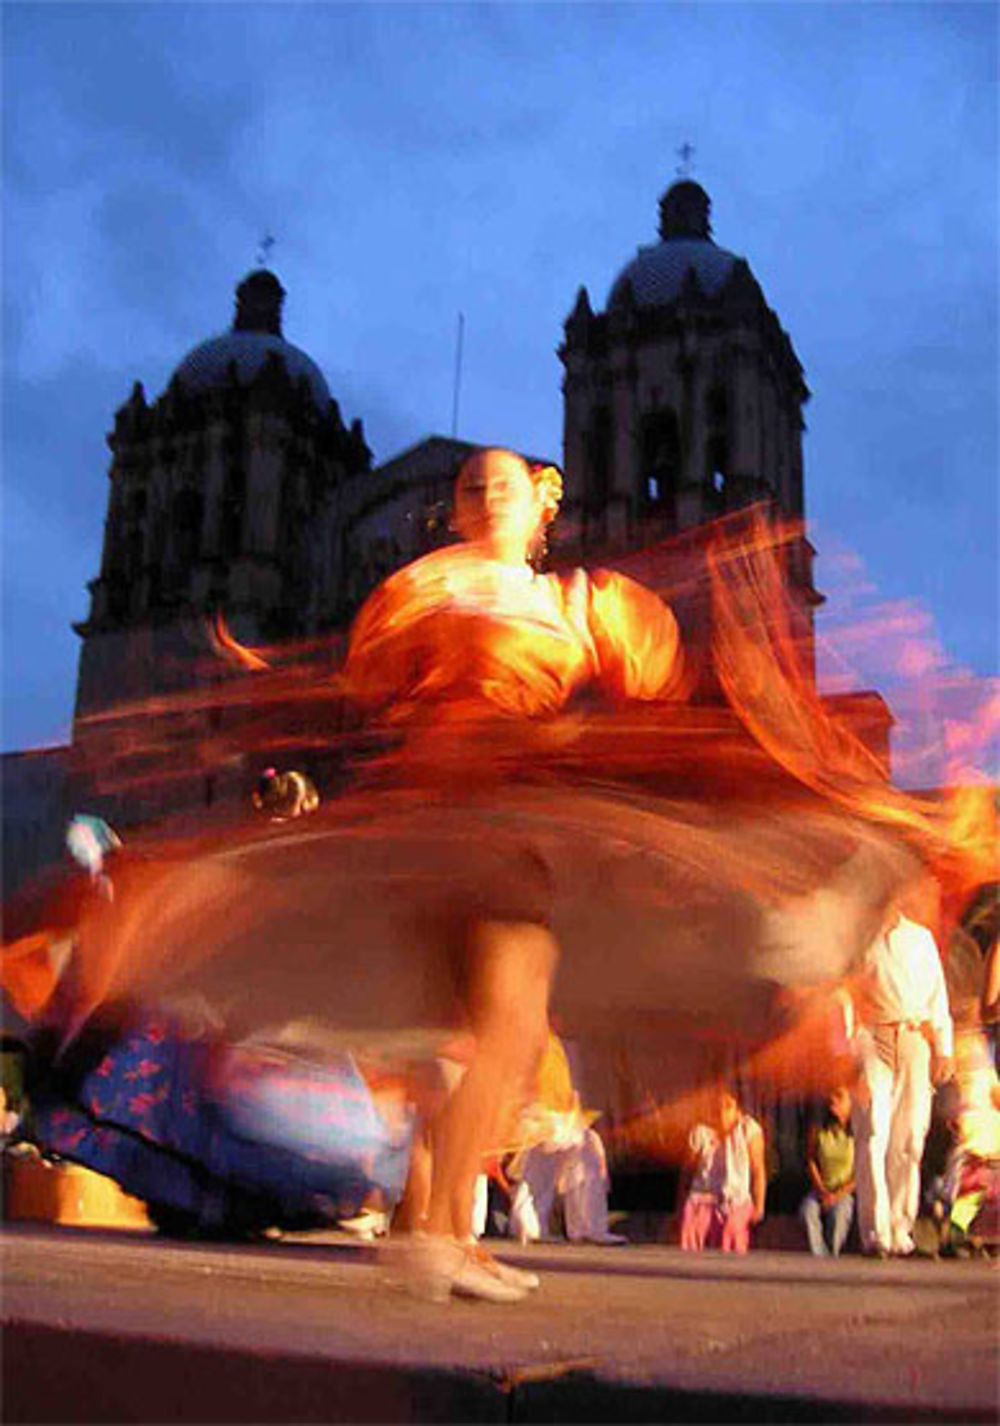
[852,894,954,1257]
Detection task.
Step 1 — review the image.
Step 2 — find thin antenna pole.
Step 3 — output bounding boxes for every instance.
[451,312,464,438]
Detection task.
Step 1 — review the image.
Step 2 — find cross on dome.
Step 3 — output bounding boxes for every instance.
[675,141,696,178]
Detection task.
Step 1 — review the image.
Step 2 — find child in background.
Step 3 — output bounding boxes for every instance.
[679,1085,766,1253]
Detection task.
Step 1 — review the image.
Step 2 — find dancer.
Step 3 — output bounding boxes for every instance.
[341,448,681,1299]
[252,768,319,821]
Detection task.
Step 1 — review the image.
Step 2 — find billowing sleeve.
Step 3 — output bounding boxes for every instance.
[343,548,467,715]
[586,569,685,701]
[343,565,424,713]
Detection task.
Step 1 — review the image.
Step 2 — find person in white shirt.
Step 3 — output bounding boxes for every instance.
[852,893,954,1257]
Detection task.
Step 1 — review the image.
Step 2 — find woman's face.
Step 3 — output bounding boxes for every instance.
[453,449,543,561]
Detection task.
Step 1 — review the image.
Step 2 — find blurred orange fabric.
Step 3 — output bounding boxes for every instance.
[2,932,59,1020]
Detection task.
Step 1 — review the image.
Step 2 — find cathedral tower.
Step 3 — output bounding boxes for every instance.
[74,269,370,727]
[559,176,821,683]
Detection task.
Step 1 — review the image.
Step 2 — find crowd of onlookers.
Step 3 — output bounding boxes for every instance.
[665,882,1000,1260]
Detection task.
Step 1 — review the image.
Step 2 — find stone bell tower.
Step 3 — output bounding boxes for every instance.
[71,268,371,820]
[74,268,371,730]
[558,176,822,684]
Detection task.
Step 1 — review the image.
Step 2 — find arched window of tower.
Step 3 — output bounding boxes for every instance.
[639,408,681,521]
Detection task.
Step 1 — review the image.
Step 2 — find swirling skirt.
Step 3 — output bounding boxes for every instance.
[67,775,916,1086]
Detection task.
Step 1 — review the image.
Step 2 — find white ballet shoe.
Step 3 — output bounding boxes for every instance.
[450,1240,529,1303]
[385,1232,462,1302]
[388,1233,527,1303]
[465,1239,540,1291]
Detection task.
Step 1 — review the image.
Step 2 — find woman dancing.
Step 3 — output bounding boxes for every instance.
[338,446,683,1299]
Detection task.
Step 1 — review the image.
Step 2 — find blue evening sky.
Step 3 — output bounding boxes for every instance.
[2,2,997,779]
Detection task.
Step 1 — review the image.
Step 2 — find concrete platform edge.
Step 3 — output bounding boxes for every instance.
[3,1319,990,1425]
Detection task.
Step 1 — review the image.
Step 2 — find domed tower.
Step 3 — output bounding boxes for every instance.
[559,176,821,684]
[73,269,371,728]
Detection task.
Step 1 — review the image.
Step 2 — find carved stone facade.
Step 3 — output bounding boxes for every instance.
[74,270,372,725]
[558,178,823,691]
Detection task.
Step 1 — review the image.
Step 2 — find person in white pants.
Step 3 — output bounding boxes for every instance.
[507,1032,625,1246]
[852,899,954,1257]
[509,1124,623,1243]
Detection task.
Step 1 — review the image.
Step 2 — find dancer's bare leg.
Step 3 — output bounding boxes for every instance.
[392,1124,432,1233]
[424,920,556,1241]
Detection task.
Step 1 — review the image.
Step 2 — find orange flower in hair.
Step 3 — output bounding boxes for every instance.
[530,463,563,526]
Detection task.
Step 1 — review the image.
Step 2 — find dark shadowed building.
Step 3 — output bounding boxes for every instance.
[557,177,825,700]
[74,268,372,729]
